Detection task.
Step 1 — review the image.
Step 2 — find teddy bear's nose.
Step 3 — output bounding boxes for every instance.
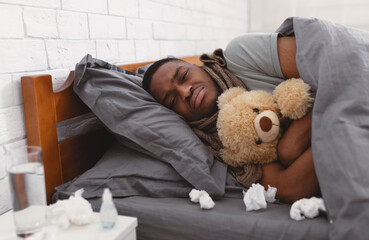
[254,110,280,143]
[260,116,273,132]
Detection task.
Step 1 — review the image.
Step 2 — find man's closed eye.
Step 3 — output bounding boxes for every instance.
[180,69,189,83]
[169,96,177,109]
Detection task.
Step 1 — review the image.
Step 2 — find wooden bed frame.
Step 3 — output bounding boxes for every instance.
[21,56,202,203]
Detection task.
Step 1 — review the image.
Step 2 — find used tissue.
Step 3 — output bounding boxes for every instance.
[47,189,94,229]
[243,183,277,211]
[290,197,326,221]
[189,189,215,209]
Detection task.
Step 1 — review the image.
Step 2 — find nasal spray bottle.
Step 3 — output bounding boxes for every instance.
[100,188,118,229]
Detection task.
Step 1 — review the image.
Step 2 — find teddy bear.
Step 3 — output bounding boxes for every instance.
[216,78,313,167]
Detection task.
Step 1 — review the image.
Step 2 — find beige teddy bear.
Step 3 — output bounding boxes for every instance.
[216,78,313,167]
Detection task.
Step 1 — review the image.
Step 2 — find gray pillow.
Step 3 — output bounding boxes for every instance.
[71,54,227,198]
[54,141,194,199]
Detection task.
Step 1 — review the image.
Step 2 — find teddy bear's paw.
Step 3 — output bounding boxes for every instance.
[273,78,314,120]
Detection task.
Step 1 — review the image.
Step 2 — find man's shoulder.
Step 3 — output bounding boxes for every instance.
[224,33,275,56]
[224,33,277,71]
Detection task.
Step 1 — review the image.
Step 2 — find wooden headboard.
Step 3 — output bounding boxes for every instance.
[21,56,201,203]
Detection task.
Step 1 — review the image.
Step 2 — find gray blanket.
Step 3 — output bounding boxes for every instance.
[277,17,369,239]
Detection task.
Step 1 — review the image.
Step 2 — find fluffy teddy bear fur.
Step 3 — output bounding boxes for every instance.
[216,78,313,167]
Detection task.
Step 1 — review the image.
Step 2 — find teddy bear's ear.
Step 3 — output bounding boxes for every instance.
[217,87,246,109]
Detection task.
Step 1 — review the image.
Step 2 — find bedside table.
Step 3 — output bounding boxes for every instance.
[0,210,137,240]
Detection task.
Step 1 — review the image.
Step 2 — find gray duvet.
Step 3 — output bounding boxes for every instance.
[277,17,369,239]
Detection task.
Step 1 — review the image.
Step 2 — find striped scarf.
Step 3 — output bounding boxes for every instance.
[189,49,262,188]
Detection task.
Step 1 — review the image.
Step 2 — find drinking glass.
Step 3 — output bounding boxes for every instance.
[8,146,47,238]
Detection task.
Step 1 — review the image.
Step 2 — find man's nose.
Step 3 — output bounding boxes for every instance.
[178,84,192,101]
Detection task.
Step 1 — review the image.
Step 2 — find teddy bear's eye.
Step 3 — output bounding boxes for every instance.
[253,108,259,113]
[255,139,262,145]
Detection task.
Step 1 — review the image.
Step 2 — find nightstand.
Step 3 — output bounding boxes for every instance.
[0,210,137,240]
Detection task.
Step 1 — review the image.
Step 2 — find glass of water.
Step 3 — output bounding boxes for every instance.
[8,146,47,238]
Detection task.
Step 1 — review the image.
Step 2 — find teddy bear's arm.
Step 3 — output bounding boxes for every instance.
[273,78,314,120]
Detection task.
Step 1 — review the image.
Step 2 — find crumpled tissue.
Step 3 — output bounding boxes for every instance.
[47,189,94,229]
[189,189,215,209]
[243,183,277,211]
[290,197,326,221]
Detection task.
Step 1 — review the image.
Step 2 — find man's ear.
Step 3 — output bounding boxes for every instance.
[217,87,246,109]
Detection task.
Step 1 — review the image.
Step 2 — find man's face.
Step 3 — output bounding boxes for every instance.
[149,61,220,121]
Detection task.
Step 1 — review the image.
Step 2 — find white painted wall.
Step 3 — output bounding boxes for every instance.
[248,0,369,32]
[0,0,248,214]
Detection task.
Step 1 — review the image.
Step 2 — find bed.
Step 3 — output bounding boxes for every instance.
[21,54,330,240]
[20,14,369,240]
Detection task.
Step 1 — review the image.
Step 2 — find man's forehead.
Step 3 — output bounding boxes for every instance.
[152,61,187,82]
[149,62,177,97]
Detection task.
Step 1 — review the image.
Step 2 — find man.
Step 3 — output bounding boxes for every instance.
[142,34,320,204]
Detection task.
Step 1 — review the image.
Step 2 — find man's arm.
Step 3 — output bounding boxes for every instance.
[267,37,320,204]
[260,147,320,204]
[277,37,300,79]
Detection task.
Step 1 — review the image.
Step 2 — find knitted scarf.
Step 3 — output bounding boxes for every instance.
[188,49,262,188]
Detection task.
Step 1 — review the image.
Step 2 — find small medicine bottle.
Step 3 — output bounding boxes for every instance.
[100,188,118,229]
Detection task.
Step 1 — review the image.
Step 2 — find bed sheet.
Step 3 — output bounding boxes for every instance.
[53,140,329,239]
[88,195,328,240]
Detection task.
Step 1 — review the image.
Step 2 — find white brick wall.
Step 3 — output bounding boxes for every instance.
[0,0,249,215]
[153,22,187,40]
[0,75,13,108]
[57,11,89,39]
[0,39,48,73]
[0,0,60,8]
[0,106,26,145]
[126,18,153,39]
[108,0,139,17]
[46,40,96,68]
[88,14,127,39]
[62,0,107,14]
[24,7,58,38]
[0,5,24,38]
